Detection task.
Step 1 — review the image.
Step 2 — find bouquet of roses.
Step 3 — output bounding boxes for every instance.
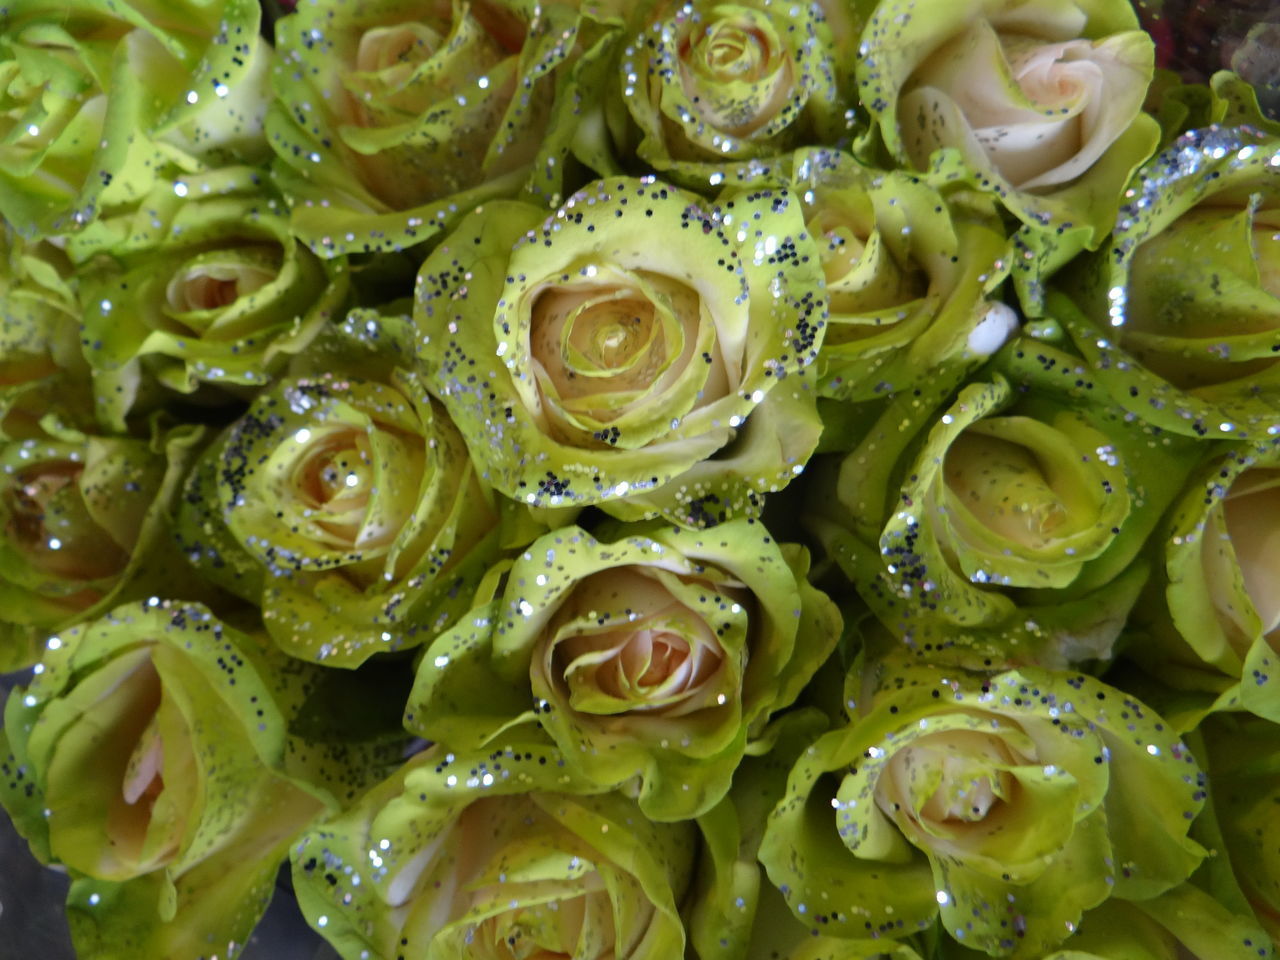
[3,0,1280,957]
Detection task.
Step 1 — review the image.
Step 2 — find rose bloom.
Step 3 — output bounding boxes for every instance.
[0,602,332,959]
[613,0,846,187]
[405,519,840,820]
[1053,128,1280,442]
[0,0,270,236]
[788,148,1013,400]
[68,165,349,430]
[269,0,606,255]
[1136,441,1280,724]
[858,0,1159,256]
[292,744,693,960]
[824,342,1202,669]
[0,426,204,670]
[176,368,500,666]
[760,660,1206,957]
[415,176,829,527]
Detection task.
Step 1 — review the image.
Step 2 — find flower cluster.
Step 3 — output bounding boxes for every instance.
[1,0,1279,959]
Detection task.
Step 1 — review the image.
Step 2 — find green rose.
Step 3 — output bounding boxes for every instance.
[610,0,847,188]
[858,0,1160,283]
[818,341,1199,668]
[292,743,693,960]
[759,660,1207,957]
[0,601,339,959]
[405,518,840,820]
[1133,440,1280,722]
[789,149,1012,400]
[65,165,349,431]
[691,707,932,960]
[415,176,829,527]
[175,367,502,666]
[0,0,270,237]
[1053,128,1280,440]
[0,424,203,671]
[268,0,618,257]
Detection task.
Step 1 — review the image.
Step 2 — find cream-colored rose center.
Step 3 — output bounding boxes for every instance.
[531,287,669,403]
[879,729,1020,831]
[676,11,793,137]
[556,622,723,711]
[165,261,275,313]
[526,268,728,447]
[943,433,1068,550]
[809,207,869,285]
[356,22,444,75]
[5,460,128,581]
[469,874,615,960]
[286,424,421,557]
[544,567,729,718]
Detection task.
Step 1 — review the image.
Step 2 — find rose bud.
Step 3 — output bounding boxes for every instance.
[0,425,204,670]
[1052,128,1280,441]
[789,149,1013,400]
[817,340,1202,670]
[610,0,848,189]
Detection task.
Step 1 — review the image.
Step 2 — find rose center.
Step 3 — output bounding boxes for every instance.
[472,884,613,960]
[305,447,371,505]
[879,728,1022,833]
[166,264,274,313]
[356,22,443,73]
[546,568,730,717]
[556,621,725,714]
[581,305,656,371]
[617,629,690,691]
[696,22,770,82]
[918,752,1010,823]
[163,247,281,328]
[5,460,129,580]
[808,209,870,284]
[289,429,379,546]
[944,432,1068,549]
